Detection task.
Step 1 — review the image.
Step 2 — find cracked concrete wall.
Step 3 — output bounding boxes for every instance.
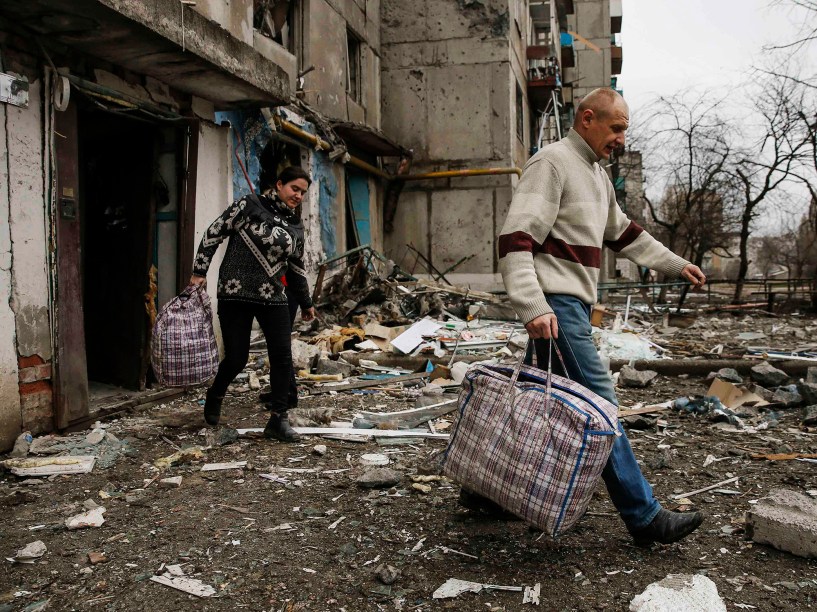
[0,93,24,451]
[192,0,254,46]
[381,0,526,287]
[302,0,382,127]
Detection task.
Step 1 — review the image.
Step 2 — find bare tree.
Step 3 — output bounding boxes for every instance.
[633,92,735,300]
[729,71,812,302]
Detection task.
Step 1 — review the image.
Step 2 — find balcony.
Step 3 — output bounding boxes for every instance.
[611,45,623,75]
[610,0,622,34]
[527,52,562,112]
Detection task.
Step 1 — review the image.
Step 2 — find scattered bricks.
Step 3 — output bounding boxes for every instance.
[618,365,658,388]
[798,382,817,406]
[18,355,46,369]
[750,361,788,387]
[159,476,183,488]
[745,489,817,558]
[803,405,817,427]
[88,552,108,565]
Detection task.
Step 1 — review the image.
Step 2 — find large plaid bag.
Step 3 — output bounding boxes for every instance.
[442,346,619,537]
[151,284,219,387]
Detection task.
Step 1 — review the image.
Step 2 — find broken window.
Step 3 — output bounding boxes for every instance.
[254,0,298,54]
[346,29,361,102]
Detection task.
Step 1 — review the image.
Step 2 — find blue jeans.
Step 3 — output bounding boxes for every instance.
[525,294,661,530]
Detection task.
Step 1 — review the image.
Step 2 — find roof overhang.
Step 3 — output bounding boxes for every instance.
[0,0,290,109]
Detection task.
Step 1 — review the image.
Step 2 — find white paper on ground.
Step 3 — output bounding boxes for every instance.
[390,319,442,354]
[150,575,216,597]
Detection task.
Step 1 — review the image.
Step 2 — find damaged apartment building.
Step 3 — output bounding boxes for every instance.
[0,0,408,451]
[381,0,631,288]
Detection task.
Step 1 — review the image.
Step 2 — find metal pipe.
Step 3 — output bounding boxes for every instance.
[400,167,523,180]
[275,117,391,180]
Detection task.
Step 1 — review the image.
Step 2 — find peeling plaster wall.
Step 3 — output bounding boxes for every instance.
[0,96,24,451]
[381,0,525,287]
[7,79,51,363]
[193,122,232,350]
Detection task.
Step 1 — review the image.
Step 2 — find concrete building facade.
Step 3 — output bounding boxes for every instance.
[0,0,402,450]
[380,0,626,291]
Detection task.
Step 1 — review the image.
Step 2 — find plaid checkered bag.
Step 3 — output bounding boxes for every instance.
[442,343,619,537]
[151,284,219,388]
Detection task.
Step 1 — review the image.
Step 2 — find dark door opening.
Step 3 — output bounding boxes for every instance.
[78,109,158,391]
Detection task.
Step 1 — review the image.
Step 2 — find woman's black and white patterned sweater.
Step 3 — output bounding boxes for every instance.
[192,193,313,309]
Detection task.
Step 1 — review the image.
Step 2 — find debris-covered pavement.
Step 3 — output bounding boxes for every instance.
[3,283,817,610]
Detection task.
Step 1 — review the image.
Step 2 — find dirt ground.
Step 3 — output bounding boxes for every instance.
[2,313,817,611]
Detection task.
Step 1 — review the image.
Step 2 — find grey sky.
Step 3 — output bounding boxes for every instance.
[618,0,810,113]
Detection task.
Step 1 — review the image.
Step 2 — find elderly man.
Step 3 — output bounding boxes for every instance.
[496,88,706,546]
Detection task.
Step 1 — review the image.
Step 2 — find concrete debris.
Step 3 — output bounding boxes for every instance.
[619,365,659,388]
[802,405,817,426]
[714,368,743,384]
[432,578,525,600]
[312,444,327,456]
[359,453,390,467]
[771,386,802,407]
[292,339,322,370]
[750,361,788,387]
[315,357,354,377]
[7,541,46,564]
[798,381,817,405]
[65,506,106,530]
[356,468,402,489]
[204,427,239,447]
[746,489,817,558]
[159,476,183,488]
[808,367,817,384]
[629,574,726,611]
[375,563,400,585]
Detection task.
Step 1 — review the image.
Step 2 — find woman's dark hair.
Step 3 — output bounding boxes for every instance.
[277,165,312,187]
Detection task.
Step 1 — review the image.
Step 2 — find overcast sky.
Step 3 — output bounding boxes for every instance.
[618,0,811,114]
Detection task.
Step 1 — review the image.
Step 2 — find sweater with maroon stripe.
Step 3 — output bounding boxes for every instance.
[498,129,689,324]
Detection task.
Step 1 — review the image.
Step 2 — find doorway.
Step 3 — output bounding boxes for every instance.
[78,109,158,391]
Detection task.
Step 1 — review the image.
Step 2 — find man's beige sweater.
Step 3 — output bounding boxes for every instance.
[499,129,689,324]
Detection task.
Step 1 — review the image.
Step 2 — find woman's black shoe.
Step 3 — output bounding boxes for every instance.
[263,412,301,442]
[203,389,224,426]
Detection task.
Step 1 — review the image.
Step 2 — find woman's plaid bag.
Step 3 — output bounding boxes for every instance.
[151,284,219,387]
[442,345,619,537]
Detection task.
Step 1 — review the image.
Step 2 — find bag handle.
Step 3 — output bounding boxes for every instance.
[507,337,572,420]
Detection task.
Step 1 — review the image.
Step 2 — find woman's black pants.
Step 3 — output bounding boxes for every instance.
[209,300,295,413]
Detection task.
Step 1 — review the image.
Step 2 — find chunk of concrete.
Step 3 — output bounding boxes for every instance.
[750,361,788,387]
[772,386,802,407]
[619,365,658,388]
[315,357,354,377]
[807,367,817,384]
[802,405,817,426]
[798,381,817,406]
[356,468,401,489]
[745,488,817,558]
[716,368,743,384]
[630,574,726,612]
[159,476,183,488]
[292,339,321,371]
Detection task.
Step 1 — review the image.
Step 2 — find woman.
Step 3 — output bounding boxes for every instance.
[190,166,316,442]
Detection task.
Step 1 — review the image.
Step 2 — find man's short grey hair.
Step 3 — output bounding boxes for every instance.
[575,88,627,121]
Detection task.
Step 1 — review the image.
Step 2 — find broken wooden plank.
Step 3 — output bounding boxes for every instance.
[750,453,817,461]
[3,455,97,477]
[672,476,740,500]
[237,426,449,439]
[618,402,671,418]
[200,461,247,472]
[308,371,430,395]
[357,399,458,428]
[150,575,215,598]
